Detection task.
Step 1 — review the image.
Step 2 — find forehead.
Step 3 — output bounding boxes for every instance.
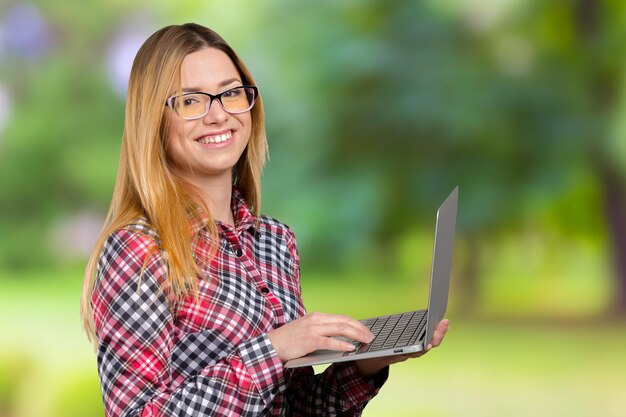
[180,47,241,89]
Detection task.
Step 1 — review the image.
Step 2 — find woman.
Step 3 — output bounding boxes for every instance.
[80,23,449,416]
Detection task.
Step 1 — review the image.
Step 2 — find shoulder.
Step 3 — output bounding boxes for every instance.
[98,217,162,269]
[256,215,300,269]
[92,219,171,334]
[256,215,301,284]
[94,218,168,304]
[122,217,161,243]
[257,215,297,242]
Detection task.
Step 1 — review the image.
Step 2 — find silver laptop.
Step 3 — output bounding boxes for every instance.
[285,186,458,368]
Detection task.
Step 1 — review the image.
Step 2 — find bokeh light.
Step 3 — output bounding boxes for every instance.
[0,85,11,140]
[1,3,52,60]
[105,14,155,96]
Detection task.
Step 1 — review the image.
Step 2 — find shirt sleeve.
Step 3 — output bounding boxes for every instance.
[279,227,389,416]
[91,228,286,417]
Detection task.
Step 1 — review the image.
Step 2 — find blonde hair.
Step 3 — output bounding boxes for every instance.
[80,23,267,343]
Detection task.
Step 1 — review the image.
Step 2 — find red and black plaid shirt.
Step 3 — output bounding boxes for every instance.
[91,190,387,416]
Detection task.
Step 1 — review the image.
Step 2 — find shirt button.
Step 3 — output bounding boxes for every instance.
[260,287,269,295]
[235,248,243,257]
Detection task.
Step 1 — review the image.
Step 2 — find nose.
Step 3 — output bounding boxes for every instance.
[202,97,229,124]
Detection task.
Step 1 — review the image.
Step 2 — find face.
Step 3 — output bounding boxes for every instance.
[164,47,252,186]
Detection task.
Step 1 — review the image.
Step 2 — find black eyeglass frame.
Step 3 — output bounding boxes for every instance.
[165,85,258,119]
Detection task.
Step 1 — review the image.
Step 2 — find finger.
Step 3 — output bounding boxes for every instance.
[307,312,355,324]
[387,351,425,365]
[316,322,374,344]
[310,313,373,334]
[315,335,357,352]
[308,314,374,342]
[390,351,427,365]
[429,320,450,348]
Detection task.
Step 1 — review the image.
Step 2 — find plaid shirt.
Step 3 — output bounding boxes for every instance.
[91,190,387,416]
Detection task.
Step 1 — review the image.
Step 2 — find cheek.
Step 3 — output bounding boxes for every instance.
[164,121,189,166]
[238,114,253,141]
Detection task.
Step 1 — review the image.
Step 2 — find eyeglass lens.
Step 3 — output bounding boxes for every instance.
[173,87,256,119]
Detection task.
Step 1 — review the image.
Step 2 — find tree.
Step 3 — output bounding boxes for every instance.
[258,0,624,315]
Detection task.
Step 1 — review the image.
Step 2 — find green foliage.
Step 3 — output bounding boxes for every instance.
[245,0,623,290]
[0,8,123,268]
[0,0,623,302]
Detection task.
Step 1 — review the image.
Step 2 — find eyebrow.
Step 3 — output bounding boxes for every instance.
[181,78,243,93]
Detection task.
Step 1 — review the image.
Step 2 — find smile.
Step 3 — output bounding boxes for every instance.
[196,131,232,144]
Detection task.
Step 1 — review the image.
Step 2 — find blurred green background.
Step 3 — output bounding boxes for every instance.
[1,0,625,416]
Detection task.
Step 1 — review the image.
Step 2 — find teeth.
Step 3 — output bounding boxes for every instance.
[197,131,232,144]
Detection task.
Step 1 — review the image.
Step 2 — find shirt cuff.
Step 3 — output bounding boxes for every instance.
[332,362,389,409]
[235,333,286,404]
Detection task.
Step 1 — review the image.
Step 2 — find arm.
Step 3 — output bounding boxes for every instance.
[92,229,285,417]
[284,319,450,416]
[268,227,449,416]
[265,227,386,416]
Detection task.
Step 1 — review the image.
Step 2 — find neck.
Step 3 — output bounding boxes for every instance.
[204,183,234,226]
[180,171,235,226]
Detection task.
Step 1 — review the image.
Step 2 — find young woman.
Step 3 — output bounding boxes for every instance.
[80,23,449,417]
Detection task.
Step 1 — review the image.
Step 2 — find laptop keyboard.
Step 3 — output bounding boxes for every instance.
[350,310,427,354]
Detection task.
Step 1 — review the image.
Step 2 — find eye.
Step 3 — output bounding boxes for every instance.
[222,88,243,98]
[182,96,201,106]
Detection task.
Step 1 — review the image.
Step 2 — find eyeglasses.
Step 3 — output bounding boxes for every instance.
[165,86,258,120]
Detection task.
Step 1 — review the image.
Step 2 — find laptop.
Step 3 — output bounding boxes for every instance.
[285,186,458,368]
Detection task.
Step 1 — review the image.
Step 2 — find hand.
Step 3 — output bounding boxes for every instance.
[267,313,375,363]
[355,319,450,377]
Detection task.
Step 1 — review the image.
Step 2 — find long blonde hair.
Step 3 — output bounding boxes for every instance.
[80,23,267,343]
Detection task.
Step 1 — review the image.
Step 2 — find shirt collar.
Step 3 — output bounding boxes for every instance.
[189,188,258,236]
[229,188,258,234]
